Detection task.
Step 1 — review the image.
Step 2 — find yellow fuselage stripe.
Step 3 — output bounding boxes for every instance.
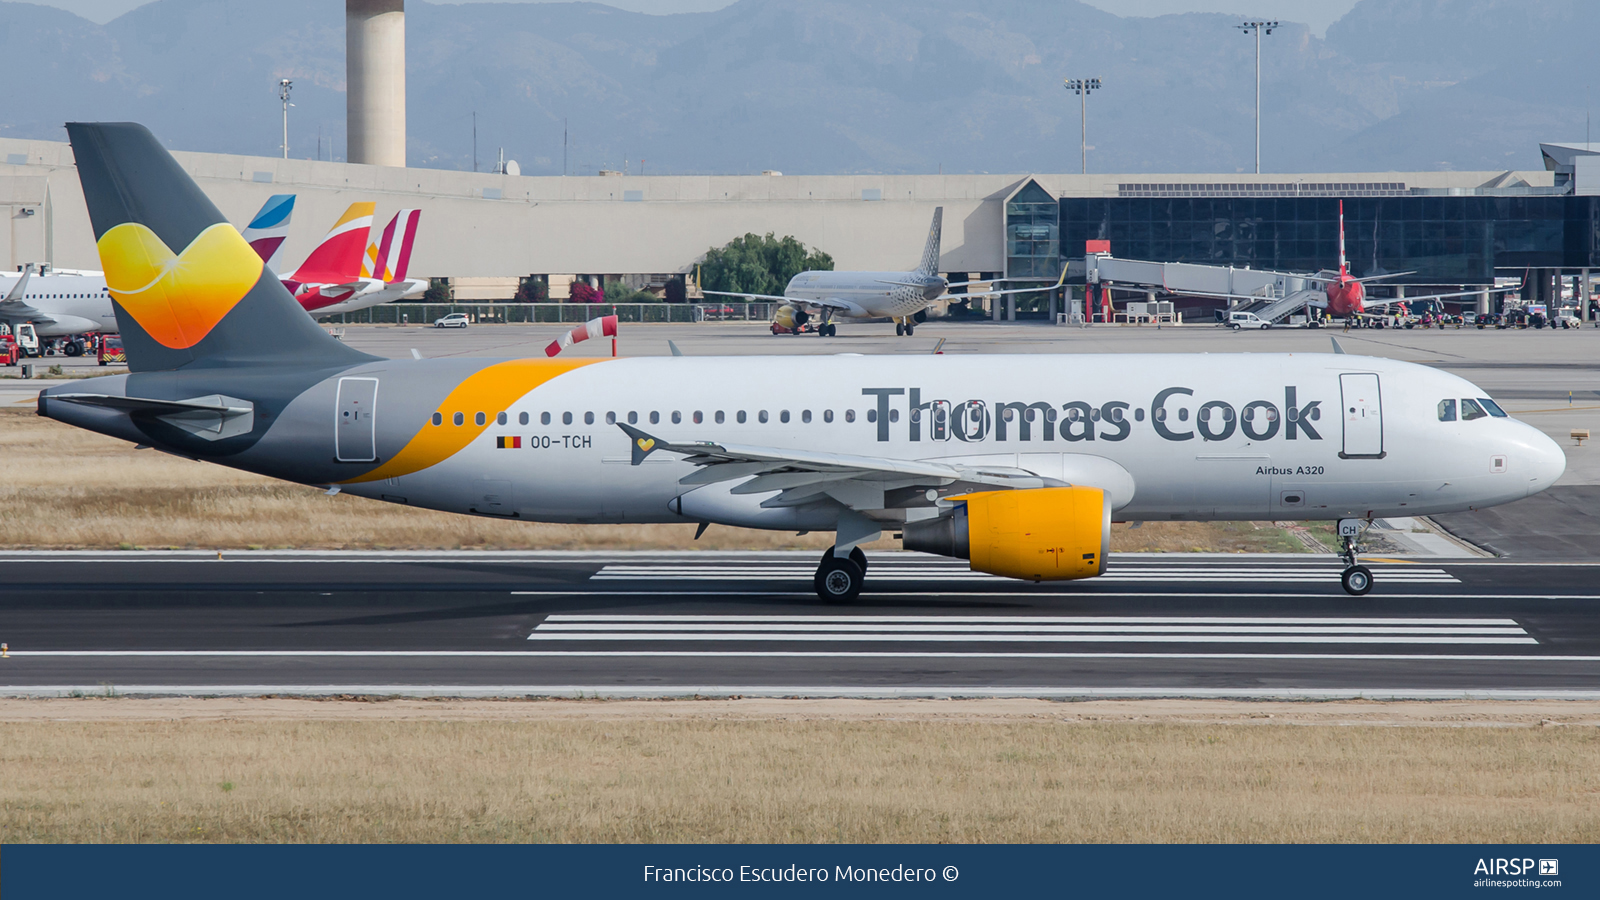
[341,357,603,484]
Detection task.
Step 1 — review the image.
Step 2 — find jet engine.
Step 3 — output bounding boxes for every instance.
[902,486,1109,581]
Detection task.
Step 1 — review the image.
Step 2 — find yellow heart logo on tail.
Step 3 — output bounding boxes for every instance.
[637,438,656,452]
[97,222,265,349]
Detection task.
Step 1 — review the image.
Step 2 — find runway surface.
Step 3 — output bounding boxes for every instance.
[3,551,1600,699]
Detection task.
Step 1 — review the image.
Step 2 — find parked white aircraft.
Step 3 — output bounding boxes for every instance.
[704,208,1036,336]
[0,265,116,354]
[42,123,1568,605]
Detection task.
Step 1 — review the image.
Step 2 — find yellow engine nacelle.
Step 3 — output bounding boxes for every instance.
[902,486,1109,581]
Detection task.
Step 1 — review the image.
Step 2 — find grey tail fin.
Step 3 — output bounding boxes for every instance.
[66,122,373,373]
[917,206,943,277]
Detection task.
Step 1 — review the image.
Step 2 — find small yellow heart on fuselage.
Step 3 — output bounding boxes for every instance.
[637,438,655,452]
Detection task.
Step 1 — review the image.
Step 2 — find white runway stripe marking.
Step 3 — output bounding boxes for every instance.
[544,608,1516,624]
[589,565,1461,583]
[527,614,1533,646]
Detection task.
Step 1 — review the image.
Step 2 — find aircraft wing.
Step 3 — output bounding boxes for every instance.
[700,289,795,303]
[701,290,860,313]
[1302,271,1418,285]
[0,299,52,324]
[1358,285,1521,310]
[938,285,1062,300]
[0,269,51,322]
[617,422,1049,511]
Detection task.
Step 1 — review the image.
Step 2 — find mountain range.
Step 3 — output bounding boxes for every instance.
[0,0,1592,176]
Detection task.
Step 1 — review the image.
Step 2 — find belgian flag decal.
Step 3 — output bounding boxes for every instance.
[496,436,521,449]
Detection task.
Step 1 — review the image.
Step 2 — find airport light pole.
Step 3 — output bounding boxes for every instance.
[1063,77,1101,174]
[1237,21,1276,174]
[279,79,294,159]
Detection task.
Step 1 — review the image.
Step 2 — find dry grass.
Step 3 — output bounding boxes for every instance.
[1,708,1596,842]
[0,408,1329,552]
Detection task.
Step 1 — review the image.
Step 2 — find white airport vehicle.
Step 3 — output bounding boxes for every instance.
[1226,311,1272,331]
[434,312,469,328]
[42,123,1569,605]
[704,208,1038,337]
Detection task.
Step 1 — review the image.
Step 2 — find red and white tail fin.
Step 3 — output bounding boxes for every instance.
[372,209,421,282]
[1337,199,1349,278]
[287,202,375,283]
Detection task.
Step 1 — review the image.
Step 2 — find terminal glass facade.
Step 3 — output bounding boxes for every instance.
[1005,179,1060,279]
[1059,195,1600,282]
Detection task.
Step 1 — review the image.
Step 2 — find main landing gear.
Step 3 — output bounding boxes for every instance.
[1337,518,1372,596]
[895,318,916,337]
[811,308,837,337]
[814,547,868,602]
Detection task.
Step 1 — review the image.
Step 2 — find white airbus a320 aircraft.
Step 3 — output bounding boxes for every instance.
[42,123,1566,603]
[703,208,1034,337]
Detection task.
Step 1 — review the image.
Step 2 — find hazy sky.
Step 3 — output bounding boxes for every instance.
[38,0,1360,34]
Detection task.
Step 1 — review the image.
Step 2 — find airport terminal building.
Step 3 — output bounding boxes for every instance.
[1,135,1595,314]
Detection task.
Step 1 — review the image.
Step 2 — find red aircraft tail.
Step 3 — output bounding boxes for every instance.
[1337,199,1349,279]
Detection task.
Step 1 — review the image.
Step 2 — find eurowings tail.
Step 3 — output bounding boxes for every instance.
[66,122,369,372]
[918,207,943,277]
[289,202,376,284]
[240,193,295,273]
[361,209,421,282]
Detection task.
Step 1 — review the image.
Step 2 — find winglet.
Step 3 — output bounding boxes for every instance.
[4,264,32,303]
[617,422,660,466]
[1330,337,1346,355]
[668,340,684,357]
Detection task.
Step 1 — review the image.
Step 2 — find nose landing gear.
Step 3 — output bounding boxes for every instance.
[1337,518,1373,596]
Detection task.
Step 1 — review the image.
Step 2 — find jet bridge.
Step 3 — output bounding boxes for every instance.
[1068,253,1321,324]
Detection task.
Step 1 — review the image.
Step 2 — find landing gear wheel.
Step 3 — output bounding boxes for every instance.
[904,322,915,336]
[1341,565,1373,596]
[815,554,864,602]
[895,323,905,336]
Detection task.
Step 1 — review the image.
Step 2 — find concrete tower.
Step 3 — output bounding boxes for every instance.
[346,0,406,167]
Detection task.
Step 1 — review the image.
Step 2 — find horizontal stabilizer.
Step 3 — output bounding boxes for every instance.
[49,392,254,440]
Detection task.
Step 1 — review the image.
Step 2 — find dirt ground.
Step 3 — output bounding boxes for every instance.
[1,698,1595,843]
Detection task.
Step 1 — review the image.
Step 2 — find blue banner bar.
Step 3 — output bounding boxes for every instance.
[2,844,1592,898]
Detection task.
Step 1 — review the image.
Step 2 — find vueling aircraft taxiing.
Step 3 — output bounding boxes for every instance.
[704,208,1039,337]
[42,124,1565,600]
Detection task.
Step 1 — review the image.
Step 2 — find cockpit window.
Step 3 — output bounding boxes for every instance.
[1437,399,1456,422]
[1460,398,1488,421]
[1478,398,1508,418]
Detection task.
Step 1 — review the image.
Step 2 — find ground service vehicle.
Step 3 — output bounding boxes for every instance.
[98,335,125,366]
[1227,310,1271,330]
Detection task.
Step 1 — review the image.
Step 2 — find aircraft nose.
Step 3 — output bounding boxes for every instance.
[1518,421,1566,497]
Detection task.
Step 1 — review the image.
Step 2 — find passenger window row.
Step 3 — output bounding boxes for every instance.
[428,409,860,427]
[1437,398,1508,422]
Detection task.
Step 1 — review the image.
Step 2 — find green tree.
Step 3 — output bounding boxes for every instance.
[699,233,833,297]
[603,279,658,303]
[422,277,452,303]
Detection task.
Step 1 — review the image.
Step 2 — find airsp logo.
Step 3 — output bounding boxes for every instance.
[1474,859,1541,876]
[1540,860,1559,877]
